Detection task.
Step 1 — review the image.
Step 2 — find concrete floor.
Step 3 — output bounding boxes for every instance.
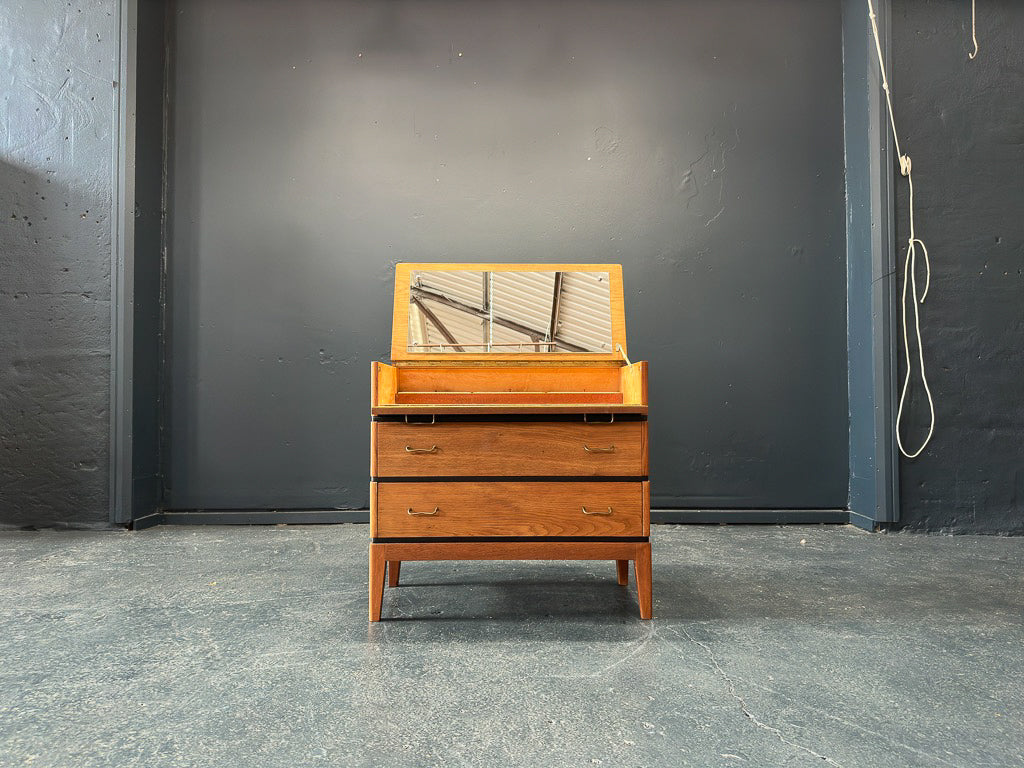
[1,525,1022,768]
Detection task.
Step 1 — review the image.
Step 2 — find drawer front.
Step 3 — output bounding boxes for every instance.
[373,482,646,538]
[373,421,646,477]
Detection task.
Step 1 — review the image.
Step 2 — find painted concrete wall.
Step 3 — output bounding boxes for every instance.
[5,1,1021,531]
[892,1,1024,533]
[164,0,850,512]
[0,1,117,527]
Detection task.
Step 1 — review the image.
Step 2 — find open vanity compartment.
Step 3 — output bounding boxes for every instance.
[369,264,651,620]
[372,362,648,410]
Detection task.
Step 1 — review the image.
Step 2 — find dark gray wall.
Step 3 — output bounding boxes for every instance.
[165,0,850,510]
[0,1,118,527]
[131,0,167,519]
[892,1,1024,533]
[4,1,1018,531]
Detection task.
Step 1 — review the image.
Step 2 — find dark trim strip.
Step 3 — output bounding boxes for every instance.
[110,0,138,525]
[157,510,369,526]
[371,475,648,483]
[848,510,887,531]
[372,536,649,543]
[372,413,647,423]
[133,509,852,528]
[651,509,848,525]
[130,511,164,530]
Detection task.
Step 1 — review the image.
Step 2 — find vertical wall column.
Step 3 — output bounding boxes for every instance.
[842,0,899,529]
[111,0,166,525]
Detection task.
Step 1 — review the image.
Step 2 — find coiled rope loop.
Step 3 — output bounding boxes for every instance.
[867,0,936,459]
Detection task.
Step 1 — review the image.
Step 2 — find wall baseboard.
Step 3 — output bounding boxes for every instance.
[137,510,370,527]
[651,509,848,525]
[132,508,850,529]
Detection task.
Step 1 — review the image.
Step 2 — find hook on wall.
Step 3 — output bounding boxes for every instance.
[969,0,979,60]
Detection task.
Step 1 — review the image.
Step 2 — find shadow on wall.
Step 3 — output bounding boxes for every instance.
[0,159,111,528]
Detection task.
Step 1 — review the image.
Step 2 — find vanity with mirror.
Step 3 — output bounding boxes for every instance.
[369,263,651,620]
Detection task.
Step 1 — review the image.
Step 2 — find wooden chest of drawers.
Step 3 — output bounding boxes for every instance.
[369,263,651,620]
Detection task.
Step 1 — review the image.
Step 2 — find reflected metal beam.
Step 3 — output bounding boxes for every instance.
[546,271,563,344]
[481,271,491,349]
[411,286,588,352]
[411,297,465,352]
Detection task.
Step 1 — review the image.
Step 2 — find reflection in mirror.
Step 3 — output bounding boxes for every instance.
[408,270,612,353]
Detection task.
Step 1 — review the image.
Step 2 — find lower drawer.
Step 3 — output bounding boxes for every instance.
[372,481,647,538]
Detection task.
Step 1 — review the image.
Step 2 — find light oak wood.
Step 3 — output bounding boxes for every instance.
[620,361,648,406]
[387,560,401,587]
[372,361,399,406]
[642,480,651,536]
[374,421,646,477]
[641,421,649,474]
[369,543,386,621]
[369,481,378,537]
[398,366,622,393]
[373,540,643,561]
[369,412,378,476]
[616,560,629,585]
[391,263,627,363]
[372,404,648,415]
[634,542,653,619]
[374,481,644,537]
[395,391,623,405]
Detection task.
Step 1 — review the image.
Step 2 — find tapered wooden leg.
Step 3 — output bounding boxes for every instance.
[387,560,402,587]
[616,560,629,585]
[634,542,652,619]
[369,544,386,622]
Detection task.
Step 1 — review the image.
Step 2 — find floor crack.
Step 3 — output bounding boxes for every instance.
[674,626,845,768]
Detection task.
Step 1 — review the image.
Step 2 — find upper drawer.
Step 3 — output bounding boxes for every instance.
[373,421,646,477]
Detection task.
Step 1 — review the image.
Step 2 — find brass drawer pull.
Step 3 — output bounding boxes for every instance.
[404,414,436,425]
[405,445,439,454]
[407,506,440,516]
[582,506,614,516]
[583,444,616,453]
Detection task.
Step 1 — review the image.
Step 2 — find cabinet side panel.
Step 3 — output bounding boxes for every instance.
[641,420,649,475]
[642,480,650,536]
[621,362,648,405]
[370,481,378,537]
[369,422,377,476]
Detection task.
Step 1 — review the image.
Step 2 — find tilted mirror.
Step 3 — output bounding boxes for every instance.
[407,270,613,354]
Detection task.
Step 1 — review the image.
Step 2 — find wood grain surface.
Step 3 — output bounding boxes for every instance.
[374,421,646,477]
[374,481,645,537]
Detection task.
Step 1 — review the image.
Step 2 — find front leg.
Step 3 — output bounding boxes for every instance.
[369,544,386,621]
[633,543,652,619]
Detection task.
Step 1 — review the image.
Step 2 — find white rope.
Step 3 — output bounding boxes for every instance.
[867,0,936,459]
[969,0,979,59]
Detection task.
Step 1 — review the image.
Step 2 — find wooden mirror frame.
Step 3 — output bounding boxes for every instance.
[391,263,628,364]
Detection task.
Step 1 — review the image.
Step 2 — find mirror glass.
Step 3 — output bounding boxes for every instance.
[407,270,612,353]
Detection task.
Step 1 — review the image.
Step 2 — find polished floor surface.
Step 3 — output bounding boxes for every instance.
[1,524,1022,767]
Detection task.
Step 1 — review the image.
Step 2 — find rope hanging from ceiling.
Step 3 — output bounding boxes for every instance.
[866,0,936,459]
